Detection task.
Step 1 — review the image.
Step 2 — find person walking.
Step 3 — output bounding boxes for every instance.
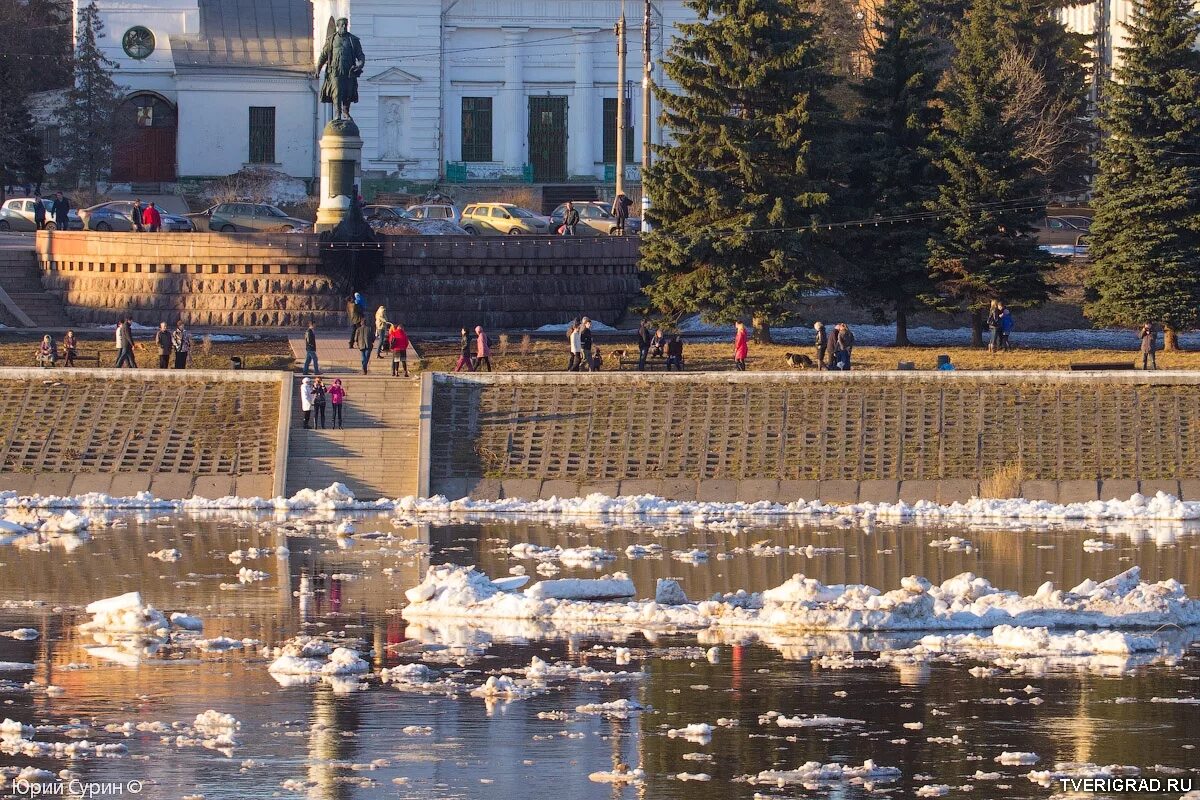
[374,305,390,358]
[814,321,828,370]
[312,377,328,429]
[62,329,77,367]
[999,305,1014,351]
[329,378,346,428]
[474,325,492,372]
[347,293,365,347]
[171,320,192,369]
[611,192,633,235]
[351,317,372,374]
[388,322,410,377]
[579,317,594,372]
[302,321,319,375]
[32,194,45,230]
[562,202,580,236]
[131,199,145,232]
[51,192,70,231]
[835,323,855,370]
[155,321,172,369]
[37,335,56,368]
[1139,323,1158,370]
[300,377,315,428]
[454,327,474,372]
[636,319,652,371]
[143,202,162,233]
[567,320,583,371]
[666,335,685,370]
[733,320,749,371]
[115,318,135,368]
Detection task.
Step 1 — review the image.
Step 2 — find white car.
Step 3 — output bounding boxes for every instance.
[406,203,461,225]
[0,198,84,231]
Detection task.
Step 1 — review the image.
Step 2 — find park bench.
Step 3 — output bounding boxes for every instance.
[34,348,102,368]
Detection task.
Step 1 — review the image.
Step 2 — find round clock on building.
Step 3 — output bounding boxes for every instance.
[122,26,155,59]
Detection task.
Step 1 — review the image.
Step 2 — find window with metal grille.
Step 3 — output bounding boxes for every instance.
[602,97,634,164]
[248,106,276,164]
[461,97,493,162]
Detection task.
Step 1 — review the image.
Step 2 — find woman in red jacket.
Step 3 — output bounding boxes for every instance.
[733,320,749,371]
[387,323,410,377]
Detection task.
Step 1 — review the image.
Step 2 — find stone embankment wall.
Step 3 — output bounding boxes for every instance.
[428,372,1200,504]
[35,232,641,329]
[0,369,287,499]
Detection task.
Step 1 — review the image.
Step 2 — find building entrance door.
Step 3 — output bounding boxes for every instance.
[528,96,567,182]
[111,93,177,183]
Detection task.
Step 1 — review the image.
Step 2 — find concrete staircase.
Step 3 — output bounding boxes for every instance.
[284,375,424,500]
[0,249,68,327]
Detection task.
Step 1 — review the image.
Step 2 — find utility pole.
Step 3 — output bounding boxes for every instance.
[615,5,627,197]
[641,0,652,229]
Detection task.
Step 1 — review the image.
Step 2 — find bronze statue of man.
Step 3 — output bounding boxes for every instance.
[316,18,365,121]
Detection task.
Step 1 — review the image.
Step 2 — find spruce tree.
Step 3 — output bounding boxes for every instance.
[838,0,940,345]
[0,59,45,200]
[61,1,123,192]
[1086,0,1200,350]
[925,0,1058,346]
[641,0,838,342]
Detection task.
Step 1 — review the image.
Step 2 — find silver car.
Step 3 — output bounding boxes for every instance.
[0,198,84,231]
[80,201,194,232]
[407,203,461,225]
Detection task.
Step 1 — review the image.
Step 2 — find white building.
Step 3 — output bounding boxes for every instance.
[76,0,689,187]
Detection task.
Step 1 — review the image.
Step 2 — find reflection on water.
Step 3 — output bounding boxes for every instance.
[1,511,1199,799]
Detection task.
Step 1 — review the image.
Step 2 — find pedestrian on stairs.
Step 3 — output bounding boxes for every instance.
[352,317,372,374]
[388,323,410,377]
[329,378,345,428]
[303,321,320,375]
[312,377,328,429]
[300,377,314,428]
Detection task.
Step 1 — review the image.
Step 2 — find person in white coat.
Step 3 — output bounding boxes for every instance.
[300,377,315,429]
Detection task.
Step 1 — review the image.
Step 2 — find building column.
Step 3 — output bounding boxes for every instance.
[502,27,528,171]
[569,29,599,178]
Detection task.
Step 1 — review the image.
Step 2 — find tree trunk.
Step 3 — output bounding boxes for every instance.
[1164,325,1179,352]
[970,309,985,348]
[752,315,773,344]
[894,309,911,347]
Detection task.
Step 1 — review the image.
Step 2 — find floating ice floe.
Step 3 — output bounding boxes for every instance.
[402,564,1200,635]
[508,543,615,567]
[1027,763,1139,787]
[148,548,181,562]
[1,629,37,641]
[588,766,644,784]
[266,637,369,686]
[741,759,901,787]
[666,723,713,743]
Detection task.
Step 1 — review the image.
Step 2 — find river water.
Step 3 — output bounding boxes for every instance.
[2,511,1199,799]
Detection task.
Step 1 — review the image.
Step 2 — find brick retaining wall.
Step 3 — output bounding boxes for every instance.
[429,371,1200,504]
[35,232,641,328]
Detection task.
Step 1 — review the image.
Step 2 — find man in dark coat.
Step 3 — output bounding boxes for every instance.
[155,322,172,369]
[611,193,633,234]
[814,321,828,370]
[32,195,45,230]
[636,319,652,371]
[51,192,70,230]
[316,18,366,121]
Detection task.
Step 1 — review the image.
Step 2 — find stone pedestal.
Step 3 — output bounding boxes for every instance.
[315,118,364,234]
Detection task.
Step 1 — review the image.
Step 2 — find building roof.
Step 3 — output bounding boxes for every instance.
[171,0,312,74]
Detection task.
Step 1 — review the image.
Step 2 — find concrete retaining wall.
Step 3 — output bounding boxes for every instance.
[35,231,641,329]
[429,371,1200,503]
[0,368,287,500]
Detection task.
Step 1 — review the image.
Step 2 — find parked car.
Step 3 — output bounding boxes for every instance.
[1034,214,1091,246]
[209,202,311,233]
[459,203,550,236]
[362,205,413,224]
[548,201,642,235]
[0,198,83,231]
[407,203,461,225]
[80,201,194,232]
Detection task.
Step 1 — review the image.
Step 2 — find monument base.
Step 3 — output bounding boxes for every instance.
[315,118,363,234]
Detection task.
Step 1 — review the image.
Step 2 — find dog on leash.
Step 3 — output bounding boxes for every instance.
[784,352,816,369]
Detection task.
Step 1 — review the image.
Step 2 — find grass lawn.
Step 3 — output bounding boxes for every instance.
[411,336,1195,373]
[0,331,294,370]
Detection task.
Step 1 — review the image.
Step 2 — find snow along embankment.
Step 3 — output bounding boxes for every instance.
[400,565,1200,634]
[2,483,1200,526]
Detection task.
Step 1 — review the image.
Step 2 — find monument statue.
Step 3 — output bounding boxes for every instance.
[316,18,366,121]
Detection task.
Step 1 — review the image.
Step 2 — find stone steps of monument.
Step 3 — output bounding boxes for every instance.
[8,292,67,327]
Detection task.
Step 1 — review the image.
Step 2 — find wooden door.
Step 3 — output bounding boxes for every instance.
[111,95,177,182]
[528,96,567,182]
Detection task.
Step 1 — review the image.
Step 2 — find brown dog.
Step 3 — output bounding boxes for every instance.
[784,352,815,368]
[609,349,628,366]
